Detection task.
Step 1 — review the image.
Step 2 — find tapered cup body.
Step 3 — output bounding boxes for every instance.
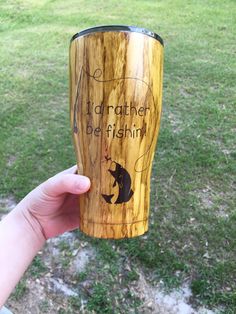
[69,26,163,239]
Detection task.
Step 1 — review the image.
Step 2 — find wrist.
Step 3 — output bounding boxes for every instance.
[22,209,46,244]
[13,204,46,248]
[0,205,45,305]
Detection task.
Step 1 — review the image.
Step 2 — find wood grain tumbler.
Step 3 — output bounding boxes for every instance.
[69,25,164,239]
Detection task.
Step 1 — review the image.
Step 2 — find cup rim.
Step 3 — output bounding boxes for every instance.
[71,25,164,46]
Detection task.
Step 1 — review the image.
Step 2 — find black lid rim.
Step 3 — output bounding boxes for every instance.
[71,25,164,46]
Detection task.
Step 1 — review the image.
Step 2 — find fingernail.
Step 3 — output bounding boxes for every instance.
[76,176,90,190]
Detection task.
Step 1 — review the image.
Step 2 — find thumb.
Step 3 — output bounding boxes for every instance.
[41,173,91,197]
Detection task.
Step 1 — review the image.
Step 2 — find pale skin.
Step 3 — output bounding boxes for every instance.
[0,165,90,307]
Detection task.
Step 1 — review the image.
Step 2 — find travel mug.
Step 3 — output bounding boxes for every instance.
[69,25,163,239]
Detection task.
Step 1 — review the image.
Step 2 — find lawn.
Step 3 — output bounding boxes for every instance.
[0,0,235,313]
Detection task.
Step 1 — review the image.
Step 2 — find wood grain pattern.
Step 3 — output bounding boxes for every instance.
[69,29,163,239]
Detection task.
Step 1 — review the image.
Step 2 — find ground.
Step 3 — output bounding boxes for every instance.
[0,0,235,313]
[1,203,215,314]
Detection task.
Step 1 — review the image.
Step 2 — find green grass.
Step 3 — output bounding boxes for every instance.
[1,0,235,313]
[29,256,48,278]
[11,279,28,301]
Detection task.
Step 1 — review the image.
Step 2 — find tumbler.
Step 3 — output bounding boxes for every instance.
[69,25,164,239]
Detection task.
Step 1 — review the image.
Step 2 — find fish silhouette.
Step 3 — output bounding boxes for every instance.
[102,161,134,204]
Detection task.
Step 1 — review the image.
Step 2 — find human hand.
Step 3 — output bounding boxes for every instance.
[0,165,90,304]
[18,165,90,240]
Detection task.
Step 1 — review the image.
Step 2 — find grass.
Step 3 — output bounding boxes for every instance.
[0,0,235,313]
[29,256,48,278]
[11,279,28,301]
